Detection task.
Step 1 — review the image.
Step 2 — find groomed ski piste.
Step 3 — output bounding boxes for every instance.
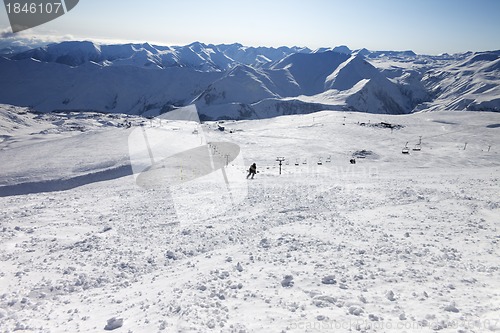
[0,104,499,332]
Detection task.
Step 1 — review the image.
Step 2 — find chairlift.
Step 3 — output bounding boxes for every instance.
[413,144,421,151]
[317,158,323,165]
[302,158,307,165]
[402,142,410,154]
[326,155,331,163]
[295,158,299,166]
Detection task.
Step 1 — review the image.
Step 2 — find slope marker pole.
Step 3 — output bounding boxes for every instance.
[276,157,285,175]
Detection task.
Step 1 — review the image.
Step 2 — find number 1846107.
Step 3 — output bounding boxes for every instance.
[5,2,63,14]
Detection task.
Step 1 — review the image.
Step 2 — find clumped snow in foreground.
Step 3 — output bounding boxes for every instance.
[0,105,499,332]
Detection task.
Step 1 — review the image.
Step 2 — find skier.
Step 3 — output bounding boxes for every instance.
[247,163,257,179]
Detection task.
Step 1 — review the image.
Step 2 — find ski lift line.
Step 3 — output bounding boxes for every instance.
[240,117,493,160]
[323,116,492,141]
[362,119,493,151]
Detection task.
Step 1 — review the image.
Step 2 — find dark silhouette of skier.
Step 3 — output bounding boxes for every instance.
[247,163,257,179]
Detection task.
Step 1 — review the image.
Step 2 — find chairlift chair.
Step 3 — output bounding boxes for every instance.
[402,142,410,154]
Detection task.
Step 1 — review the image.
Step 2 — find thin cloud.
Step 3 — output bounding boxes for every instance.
[1,27,15,38]
[0,30,77,51]
[0,30,146,49]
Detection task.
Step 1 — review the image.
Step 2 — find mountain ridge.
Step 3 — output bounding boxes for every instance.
[1,41,499,118]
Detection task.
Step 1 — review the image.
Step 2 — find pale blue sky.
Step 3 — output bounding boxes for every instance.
[1,0,499,54]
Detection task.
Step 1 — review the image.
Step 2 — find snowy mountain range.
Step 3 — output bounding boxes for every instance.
[0,41,499,119]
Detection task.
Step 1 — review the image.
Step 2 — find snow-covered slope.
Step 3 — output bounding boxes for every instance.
[314,45,352,55]
[196,65,280,106]
[423,51,500,112]
[217,43,311,68]
[1,105,499,332]
[0,56,223,114]
[11,41,103,67]
[10,41,306,71]
[370,51,500,113]
[272,51,351,95]
[322,55,410,114]
[325,55,382,91]
[1,41,499,118]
